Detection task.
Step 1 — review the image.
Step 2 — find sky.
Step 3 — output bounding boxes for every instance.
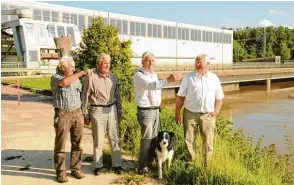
[43,1,294,29]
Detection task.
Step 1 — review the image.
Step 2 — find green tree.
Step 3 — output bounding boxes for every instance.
[279,41,291,60]
[233,40,247,62]
[233,26,294,61]
[73,16,133,100]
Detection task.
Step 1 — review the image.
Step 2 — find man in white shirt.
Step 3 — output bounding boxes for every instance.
[175,54,224,166]
[134,51,181,174]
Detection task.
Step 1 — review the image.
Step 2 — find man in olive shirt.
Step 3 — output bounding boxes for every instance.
[81,53,124,175]
[51,56,90,183]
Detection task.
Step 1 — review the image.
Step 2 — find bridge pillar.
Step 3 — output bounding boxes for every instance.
[222,83,239,92]
[266,79,271,93]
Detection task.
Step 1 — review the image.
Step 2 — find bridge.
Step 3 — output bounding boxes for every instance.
[2,62,294,100]
[156,62,294,99]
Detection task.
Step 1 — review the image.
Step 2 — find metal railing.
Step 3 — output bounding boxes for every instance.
[1,61,58,76]
[2,61,294,76]
[153,62,294,72]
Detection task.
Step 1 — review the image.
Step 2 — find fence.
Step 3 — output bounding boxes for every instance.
[1,61,58,76]
[2,60,294,76]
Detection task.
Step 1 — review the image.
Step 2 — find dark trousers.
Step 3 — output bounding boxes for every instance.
[53,108,84,176]
[137,109,160,169]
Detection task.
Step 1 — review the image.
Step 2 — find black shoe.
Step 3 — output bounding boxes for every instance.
[94,167,103,176]
[113,166,125,175]
[138,167,149,175]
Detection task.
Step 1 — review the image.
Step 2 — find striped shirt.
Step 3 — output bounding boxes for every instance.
[51,69,82,110]
[81,68,122,119]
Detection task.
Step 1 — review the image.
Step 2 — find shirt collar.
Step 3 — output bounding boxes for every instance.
[140,67,153,75]
[196,71,210,78]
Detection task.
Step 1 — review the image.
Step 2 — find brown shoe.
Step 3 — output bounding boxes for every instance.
[56,175,68,183]
[71,170,85,179]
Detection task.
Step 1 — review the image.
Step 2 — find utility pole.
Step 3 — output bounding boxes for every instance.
[263,27,266,57]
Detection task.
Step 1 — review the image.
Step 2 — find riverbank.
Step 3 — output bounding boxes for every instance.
[2,80,294,184]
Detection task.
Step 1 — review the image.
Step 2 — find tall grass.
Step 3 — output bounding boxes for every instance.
[120,100,294,185]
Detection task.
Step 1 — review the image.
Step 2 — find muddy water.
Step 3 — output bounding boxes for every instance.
[221,82,294,153]
[162,80,294,153]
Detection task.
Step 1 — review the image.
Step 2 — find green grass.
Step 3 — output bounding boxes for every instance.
[2,77,293,184]
[120,101,294,185]
[2,77,51,90]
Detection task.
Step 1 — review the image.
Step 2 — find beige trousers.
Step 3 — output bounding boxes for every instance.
[90,105,121,168]
[183,108,215,165]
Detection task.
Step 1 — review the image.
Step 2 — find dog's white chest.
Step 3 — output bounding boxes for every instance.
[156,149,174,162]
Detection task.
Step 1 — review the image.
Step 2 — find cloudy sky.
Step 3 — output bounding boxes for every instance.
[44,1,294,29]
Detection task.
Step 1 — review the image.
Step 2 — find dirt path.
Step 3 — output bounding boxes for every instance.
[1,85,159,185]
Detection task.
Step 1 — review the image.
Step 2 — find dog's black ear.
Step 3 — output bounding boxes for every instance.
[167,132,175,151]
[169,132,175,141]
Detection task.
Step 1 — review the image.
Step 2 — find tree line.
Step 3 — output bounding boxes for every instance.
[233,26,294,62]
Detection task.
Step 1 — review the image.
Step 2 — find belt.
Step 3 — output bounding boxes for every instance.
[54,107,81,113]
[137,106,160,110]
[91,102,115,108]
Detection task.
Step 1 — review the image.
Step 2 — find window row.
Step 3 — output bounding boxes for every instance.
[1,4,232,44]
[25,23,76,47]
[108,18,231,43]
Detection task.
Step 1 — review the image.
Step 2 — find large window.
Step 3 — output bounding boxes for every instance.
[78,15,85,31]
[57,26,65,37]
[72,14,78,25]
[148,24,162,38]
[33,9,42,21]
[109,19,129,35]
[25,23,37,45]
[43,10,50,21]
[163,26,176,39]
[63,13,70,23]
[122,20,128,35]
[88,16,93,27]
[178,28,189,40]
[47,25,55,45]
[66,27,76,47]
[191,29,201,41]
[51,12,59,22]
[36,23,47,45]
[203,31,212,42]
[222,33,232,44]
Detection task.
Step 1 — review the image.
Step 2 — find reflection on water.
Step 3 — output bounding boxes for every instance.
[162,81,294,153]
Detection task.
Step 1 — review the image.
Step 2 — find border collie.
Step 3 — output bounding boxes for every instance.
[156,131,175,179]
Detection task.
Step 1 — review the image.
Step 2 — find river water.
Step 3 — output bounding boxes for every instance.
[163,80,294,154]
[221,81,294,153]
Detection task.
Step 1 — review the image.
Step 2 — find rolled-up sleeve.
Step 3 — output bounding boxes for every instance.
[50,74,63,93]
[215,77,224,100]
[134,72,168,90]
[177,76,188,97]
